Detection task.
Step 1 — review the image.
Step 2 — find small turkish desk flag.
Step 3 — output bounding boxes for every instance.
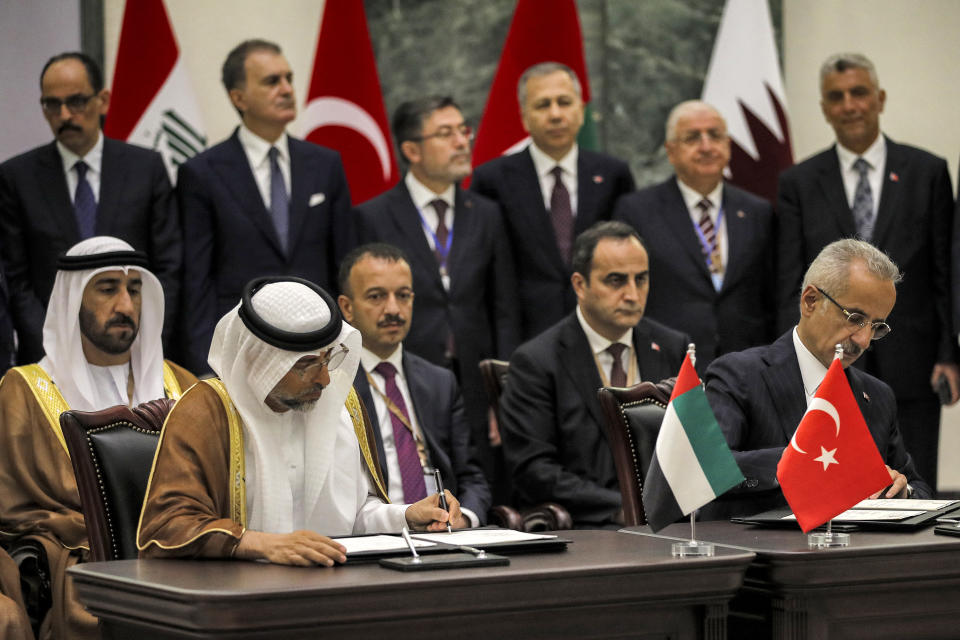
[776,359,891,532]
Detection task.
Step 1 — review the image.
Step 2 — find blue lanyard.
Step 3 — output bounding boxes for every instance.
[416,204,454,268]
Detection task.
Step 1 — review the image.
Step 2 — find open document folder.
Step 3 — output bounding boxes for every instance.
[333,528,569,560]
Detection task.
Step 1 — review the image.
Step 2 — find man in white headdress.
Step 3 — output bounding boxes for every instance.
[0,235,196,640]
[138,276,461,566]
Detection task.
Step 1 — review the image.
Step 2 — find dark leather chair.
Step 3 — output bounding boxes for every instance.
[479,359,573,532]
[597,380,674,527]
[61,398,175,562]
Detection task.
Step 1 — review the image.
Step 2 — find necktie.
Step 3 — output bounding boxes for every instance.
[373,362,427,503]
[549,166,574,264]
[268,147,289,253]
[697,198,722,276]
[606,343,628,388]
[430,199,450,267]
[852,157,875,241]
[73,161,97,239]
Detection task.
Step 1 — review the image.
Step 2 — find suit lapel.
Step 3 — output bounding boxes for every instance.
[661,180,713,284]
[720,185,751,291]
[38,143,79,238]
[286,138,312,255]
[210,130,285,258]
[97,138,127,232]
[817,148,856,237]
[559,315,606,428]
[509,150,567,273]
[401,354,442,463]
[575,152,601,233]
[870,138,903,248]
[390,183,445,291]
[761,333,807,442]
[448,187,478,285]
[633,320,668,382]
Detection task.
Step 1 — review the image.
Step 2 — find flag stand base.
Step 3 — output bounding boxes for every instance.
[672,541,715,557]
[807,531,850,548]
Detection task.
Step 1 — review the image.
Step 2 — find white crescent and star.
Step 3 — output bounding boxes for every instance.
[789,397,841,456]
[299,97,393,180]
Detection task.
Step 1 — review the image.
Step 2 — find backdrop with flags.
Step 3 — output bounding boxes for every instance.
[104,0,206,184]
[777,358,891,532]
[299,0,397,206]
[701,0,793,203]
[470,0,596,174]
[643,353,744,532]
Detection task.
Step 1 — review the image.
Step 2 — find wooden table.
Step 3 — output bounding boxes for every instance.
[625,521,960,640]
[70,529,753,639]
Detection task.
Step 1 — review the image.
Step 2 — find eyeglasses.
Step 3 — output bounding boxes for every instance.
[814,286,892,340]
[674,129,728,146]
[292,343,350,376]
[412,124,474,142]
[40,93,97,115]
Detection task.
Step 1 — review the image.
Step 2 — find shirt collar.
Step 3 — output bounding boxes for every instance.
[405,172,455,211]
[238,124,290,167]
[675,177,724,212]
[360,344,405,377]
[58,130,104,174]
[792,326,829,400]
[576,305,633,355]
[529,141,578,179]
[836,133,885,172]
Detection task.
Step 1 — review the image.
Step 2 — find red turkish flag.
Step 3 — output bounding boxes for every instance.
[470,0,593,175]
[776,359,891,532]
[300,0,398,205]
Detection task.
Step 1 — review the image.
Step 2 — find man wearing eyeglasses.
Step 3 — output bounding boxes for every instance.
[702,239,931,520]
[139,277,463,566]
[775,53,957,491]
[353,96,520,476]
[0,52,180,365]
[614,100,775,372]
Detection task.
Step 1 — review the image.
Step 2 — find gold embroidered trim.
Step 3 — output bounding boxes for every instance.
[161,361,183,399]
[346,388,389,502]
[204,379,247,528]
[13,365,71,455]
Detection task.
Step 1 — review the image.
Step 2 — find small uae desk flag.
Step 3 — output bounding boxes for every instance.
[777,356,890,533]
[643,353,743,533]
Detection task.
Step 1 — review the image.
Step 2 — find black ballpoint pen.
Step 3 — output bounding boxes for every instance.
[433,468,453,533]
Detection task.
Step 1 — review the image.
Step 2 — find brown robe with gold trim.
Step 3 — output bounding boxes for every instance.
[0,548,31,640]
[138,381,389,559]
[0,361,196,640]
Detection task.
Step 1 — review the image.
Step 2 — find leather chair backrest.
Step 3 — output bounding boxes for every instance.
[61,398,174,562]
[598,382,670,527]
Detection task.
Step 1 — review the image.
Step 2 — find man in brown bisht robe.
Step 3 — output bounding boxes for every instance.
[138,277,462,566]
[0,548,31,640]
[0,237,196,639]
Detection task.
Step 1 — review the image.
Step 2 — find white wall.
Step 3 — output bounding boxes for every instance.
[103,0,326,145]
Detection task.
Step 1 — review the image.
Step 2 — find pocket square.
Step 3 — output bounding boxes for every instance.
[309,193,326,207]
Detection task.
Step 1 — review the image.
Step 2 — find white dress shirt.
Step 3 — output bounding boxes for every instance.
[836,134,886,218]
[529,142,579,216]
[576,306,638,385]
[792,327,830,405]
[237,124,291,210]
[58,132,104,203]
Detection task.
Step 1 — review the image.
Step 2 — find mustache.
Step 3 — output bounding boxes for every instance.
[842,340,863,357]
[57,122,83,135]
[105,314,135,329]
[377,314,406,328]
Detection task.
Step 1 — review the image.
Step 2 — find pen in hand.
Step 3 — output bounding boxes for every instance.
[433,468,453,533]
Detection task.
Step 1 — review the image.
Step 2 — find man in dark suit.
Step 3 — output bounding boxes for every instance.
[500,221,687,528]
[0,52,179,364]
[614,100,774,372]
[179,39,351,373]
[706,239,931,520]
[338,243,491,525]
[353,96,520,468]
[775,53,958,490]
[471,62,635,341]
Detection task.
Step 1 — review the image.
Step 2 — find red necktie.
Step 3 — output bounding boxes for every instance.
[606,343,627,387]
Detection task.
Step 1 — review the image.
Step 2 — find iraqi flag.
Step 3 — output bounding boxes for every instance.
[470,0,597,174]
[701,0,792,203]
[299,0,397,206]
[104,0,206,184]
[643,354,744,532]
[777,359,891,533]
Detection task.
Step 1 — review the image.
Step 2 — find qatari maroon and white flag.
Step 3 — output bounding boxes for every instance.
[702,0,792,203]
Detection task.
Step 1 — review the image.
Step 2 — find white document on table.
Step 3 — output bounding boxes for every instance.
[413,529,556,546]
[852,498,958,511]
[336,534,436,554]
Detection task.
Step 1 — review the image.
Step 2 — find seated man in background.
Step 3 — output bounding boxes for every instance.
[499,221,687,528]
[0,236,195,639]
[338,243,491,526]
[704,239,930,520]
[138,277,463,566]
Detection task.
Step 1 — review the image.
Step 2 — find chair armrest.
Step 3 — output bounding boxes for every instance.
[487,504,525,531]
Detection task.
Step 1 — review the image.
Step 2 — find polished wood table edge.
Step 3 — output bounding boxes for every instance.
[71,530,755,634]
